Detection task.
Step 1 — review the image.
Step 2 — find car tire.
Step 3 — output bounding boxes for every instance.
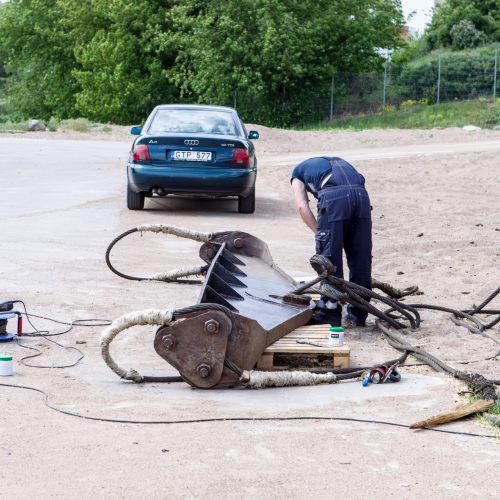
[238,188,255,214]
[127,184,145,210]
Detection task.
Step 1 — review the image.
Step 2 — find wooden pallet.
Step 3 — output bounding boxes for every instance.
[256,324,350,370]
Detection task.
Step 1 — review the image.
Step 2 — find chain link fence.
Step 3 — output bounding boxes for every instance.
[1,50,498,126]
[230,49,500,126]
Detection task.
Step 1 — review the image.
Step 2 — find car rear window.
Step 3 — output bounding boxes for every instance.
[149,109,239,136]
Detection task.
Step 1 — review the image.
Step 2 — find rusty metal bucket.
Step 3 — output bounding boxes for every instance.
[154,231,314,388]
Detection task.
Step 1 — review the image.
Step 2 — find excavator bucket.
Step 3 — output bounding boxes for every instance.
[153,231,314,388]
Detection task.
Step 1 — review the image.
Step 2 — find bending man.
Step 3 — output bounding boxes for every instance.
[291,156,372,326]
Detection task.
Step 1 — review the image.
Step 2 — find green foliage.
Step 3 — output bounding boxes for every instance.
[304,100,500,130]
[450,20,485,50]
[61,0,178,123]
[425,0,500,51]
[59,118,93,132]
[0,0,405,127]
[0,120,29,131]
[390,46,499,104]
[47,116,61,132]
[0,0,80,120]
[166,0,404,126]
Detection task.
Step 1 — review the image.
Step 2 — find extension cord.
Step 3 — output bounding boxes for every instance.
[0,301,14,312]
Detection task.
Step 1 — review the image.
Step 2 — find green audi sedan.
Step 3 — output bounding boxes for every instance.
[127,104,259,213]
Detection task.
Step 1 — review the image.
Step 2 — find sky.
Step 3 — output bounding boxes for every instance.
[401,0,436,35]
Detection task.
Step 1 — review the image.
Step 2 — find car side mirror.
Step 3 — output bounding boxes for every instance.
[130,126,143,135]
[248,130,259,140]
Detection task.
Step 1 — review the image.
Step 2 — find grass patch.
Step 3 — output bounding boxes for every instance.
[47,117,60,132]
[486,401,500,415]
[468,396,500,431]
[304,100,500,131]
[59,118,93,133]
[0,120,28,132]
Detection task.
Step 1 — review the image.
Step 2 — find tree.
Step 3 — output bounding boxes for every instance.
[425,0,500,50]
[0,0,405,125]
[167,0,404,125]
[0,0,80,120]
[450,20,485,50]
[60,0,178,123]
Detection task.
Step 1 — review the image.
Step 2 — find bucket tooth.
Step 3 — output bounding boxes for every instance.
[221,248,245,266]
[203,286,239,312]
[210,273,244,300]
[219,255,247,277]
[213,262,247,288]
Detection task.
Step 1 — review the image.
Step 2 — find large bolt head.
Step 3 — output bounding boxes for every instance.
[234,238,245,249]
[162,334,176,350]
[197,364,211,379]
[204,319,219,334]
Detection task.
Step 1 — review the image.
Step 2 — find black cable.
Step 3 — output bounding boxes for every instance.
[0,381,496,439]
[9,300,112,337]
[105,227,206,284]
[7,300,110,369]
[15,337,85,369]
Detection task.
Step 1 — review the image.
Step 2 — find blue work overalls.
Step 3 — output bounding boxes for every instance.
[315,158,372,323]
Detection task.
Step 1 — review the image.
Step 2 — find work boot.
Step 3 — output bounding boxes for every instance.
[307,308,342,327]
[343,309,366,327]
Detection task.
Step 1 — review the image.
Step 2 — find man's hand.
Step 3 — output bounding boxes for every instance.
[291,178,317,232]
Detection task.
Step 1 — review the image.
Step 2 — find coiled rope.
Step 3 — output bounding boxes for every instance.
[297,255,499,400]
[105,224,215,283]
[100,303,235,383]
[102,226,498,397]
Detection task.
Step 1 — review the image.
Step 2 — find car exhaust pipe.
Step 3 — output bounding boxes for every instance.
[152,187,166,196]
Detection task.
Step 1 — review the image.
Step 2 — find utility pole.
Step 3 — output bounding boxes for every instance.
[330,75,335,121]
[383,58,388,107]
[437,55,442,105]
[493,49,498,103]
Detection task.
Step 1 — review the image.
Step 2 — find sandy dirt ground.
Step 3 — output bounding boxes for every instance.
[0,126,499,499]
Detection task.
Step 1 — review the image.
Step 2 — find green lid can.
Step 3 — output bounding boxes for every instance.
[329,326,344,332]
[0,353,13,361]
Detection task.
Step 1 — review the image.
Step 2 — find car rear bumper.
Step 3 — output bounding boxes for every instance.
[128,163,256,197]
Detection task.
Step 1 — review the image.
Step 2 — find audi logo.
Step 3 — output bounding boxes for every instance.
[184,140,199,146]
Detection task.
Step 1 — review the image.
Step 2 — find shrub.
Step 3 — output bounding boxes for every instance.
[450,20,484,50]
[485,109,500,125]
[400,99,417,110]
[47,116,60,132]
[59,118,92,133]
[0,120,28,131]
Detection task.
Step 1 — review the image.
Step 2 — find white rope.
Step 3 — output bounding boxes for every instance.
[240,370,338,389]
[151,265,208,281]
[137,223,213,242]
[100,308,174,382]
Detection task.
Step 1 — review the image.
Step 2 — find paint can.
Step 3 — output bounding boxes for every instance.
[328,326,344,347]
[0,353,13,376]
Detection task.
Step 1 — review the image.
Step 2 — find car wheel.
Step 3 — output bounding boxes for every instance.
[127,184,145,210]
[238,188,255,214]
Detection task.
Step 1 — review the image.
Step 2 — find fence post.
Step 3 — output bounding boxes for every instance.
[437,55,441,104]
[494,48,498,103]
[330,75,335,121]
[233,90,237,109]
[383,59,388,107]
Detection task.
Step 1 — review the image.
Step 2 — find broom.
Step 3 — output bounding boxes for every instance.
[410,400,495,429]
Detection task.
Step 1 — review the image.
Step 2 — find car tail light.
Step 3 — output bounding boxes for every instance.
[231,148,251,167]
[133,143,151,161]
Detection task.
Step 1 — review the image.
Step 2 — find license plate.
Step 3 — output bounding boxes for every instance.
[170,150,212,162]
